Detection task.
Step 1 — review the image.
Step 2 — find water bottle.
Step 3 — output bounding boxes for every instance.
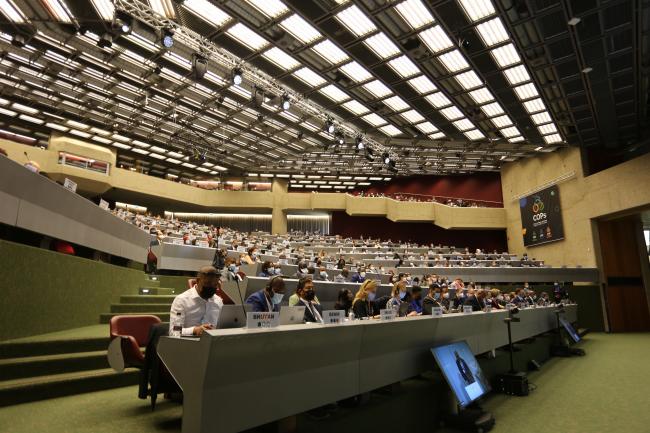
[348,311,355,322]
[170,310,183,337]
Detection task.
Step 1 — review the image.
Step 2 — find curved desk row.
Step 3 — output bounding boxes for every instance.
[158,304,577,433]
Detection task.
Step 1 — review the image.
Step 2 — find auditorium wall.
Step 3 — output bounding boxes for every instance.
[330,212,508,252]
[0,239,144,341]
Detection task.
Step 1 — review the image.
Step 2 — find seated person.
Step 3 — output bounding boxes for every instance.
[315,266,329,281]
[488,288,505,309]
[537,291,550,305]
[422,284,443,315]
[295,261,309,277]
[463,287,483,311]
[258,261,274,277]
[169,266,223,336]
[351,266,367,283]
[241,247,259,264]
[334,268,350,282]
[245,276,286,312]
[336,255,346,269]
[512,288,527,307]
[387,280,408,310]
[296,278,323,323]
[409,286,423,314]
[334,288,353,316]
[351,280,378,319]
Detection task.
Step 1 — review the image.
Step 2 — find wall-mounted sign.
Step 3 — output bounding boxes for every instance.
[519,185,564,247]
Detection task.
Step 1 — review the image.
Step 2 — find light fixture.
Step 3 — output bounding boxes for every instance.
[114,12,133,34]
[355,136,365,151]
[324,119,335,134]
[161,28,174,49]
[11,34,26,48]
[582,67,593,74]
[382,152,390,165]
[281,93,290,110]
[231,67,243,85]
[335,132,345,145]
[568,17,581,26]
[192,53,208,80]
[97,32,113,48]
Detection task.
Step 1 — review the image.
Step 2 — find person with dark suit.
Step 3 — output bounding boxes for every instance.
[297,277,323,323]
[463,288,482,311]
[336,255,346,269]
[351,280,378,319]
[334,288,353,315]
[422,284,443,315]
[351,266,367,283]
[245,275,286,312]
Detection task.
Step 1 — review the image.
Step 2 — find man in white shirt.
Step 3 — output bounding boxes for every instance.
[169,266,223,336]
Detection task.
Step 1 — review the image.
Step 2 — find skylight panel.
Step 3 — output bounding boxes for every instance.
[293,67,326,87]
[440,106,464,120]
[339,61,373,82]
[407,75,437,94]
[464,129,485,140]
[480,101,504,117]
[490,114,512,128]
[262,47,300,70]
[363,32,400,59]
[513,83,539,100]
[362,113,388,126]
[531,111,552,125]
[89,0,113,21]
[379,124,403,136]
[537,123,557,135]
[226,23,268,50]
[383,95,409,111]
[468,87,494,104]
[418,25,454,53]
[490,43,521,68]
[453,118,475,131]
[342,100,370,115]
[312,40,349,65]
[500,126,521,138]
[416,122,438,134]
[335,4,377,37]
[183,0,231,27]
[476,17,509,47]
[400,110,425,123]
[458,0,495,22]
[503,65,530,85]
[244,0,288,18]
[523,98,546,113]
[454,70,482,90]
[395,0,434,30]
[508,136,524,143]
[363,80,392,98]
[425,92,452,108]
[437,50,469,73]
[280,14,322,44]
[319,84,349,102]
[388,55,420,78]
[42,0,74,23]
[543,133,562,144]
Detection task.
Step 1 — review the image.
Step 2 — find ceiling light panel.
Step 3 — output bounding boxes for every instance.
[312,39,350,65]
[523,98,546,113]
[454,70,482,90]
[183,0,231,27]
[262,47,300,70]
[342,100,370,115]
[293,67,326,87]
[363,32,400,59]
[244,0,288,18]
[41,0,74,23]
[226,23,269,50]
[394,0,435,30]
[513,83,539,100]
[399,109,425,123]
[464,129,485,140]
[543,133,562,144]
[475,17,509,47]
[503,65,530,85]
[388,55,421,78]
[440,106,464,120]
[363,80,392,98]
[407,75,437,94]
[458,0,495,22]
[319,84,349,102]
[335,5,377,37]
[339,61,373,82]
[480,101,505,117]
[468,87,494,104]
[500,126,521,138]
[490,114,513,128]
[437,50,469,73]
[379,124,402,136]
[453,118,476,131]
[362,113,388,126]
[490,43,521,68]
[531,111,552,125]
[89,0,113,21]
[415,121,438,133]
[418,25,453,53]
[425,92,452,108]
[537,123,557,135]
[280,14,322,44]
[383,95,409,112]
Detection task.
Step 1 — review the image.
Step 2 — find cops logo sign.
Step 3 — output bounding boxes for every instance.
[519,185,564,247]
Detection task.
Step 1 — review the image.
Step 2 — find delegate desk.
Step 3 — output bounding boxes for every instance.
[399,266,600,283]
[158,304,577,433]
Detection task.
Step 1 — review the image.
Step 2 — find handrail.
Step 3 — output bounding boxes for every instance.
[351,191,504,207]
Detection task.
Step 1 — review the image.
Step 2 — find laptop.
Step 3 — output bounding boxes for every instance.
[279,306,306,325]
[398,302,410,317]
[216,304,252,329]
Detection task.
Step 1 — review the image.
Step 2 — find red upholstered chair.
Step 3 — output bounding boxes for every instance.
[109,315,161,369]
[187,278,234,304]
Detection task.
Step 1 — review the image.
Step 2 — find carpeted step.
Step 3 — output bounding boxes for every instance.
[0,368,138,407]
[110,303,173,313]
[139,287,177,295]
[0,351,109,381]
[143,277,161,287]
[99,313,168,324]
[0,337,108,360]
[119,295,176,304]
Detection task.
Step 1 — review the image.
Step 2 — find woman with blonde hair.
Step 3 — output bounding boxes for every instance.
[387,280,408,311]
[352,280,378,319]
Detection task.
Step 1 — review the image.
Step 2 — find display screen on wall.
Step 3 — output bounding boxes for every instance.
[519,185,564,247]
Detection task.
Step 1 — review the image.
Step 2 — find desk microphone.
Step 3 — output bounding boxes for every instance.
[23,151,30,162]
[229,270,248,319]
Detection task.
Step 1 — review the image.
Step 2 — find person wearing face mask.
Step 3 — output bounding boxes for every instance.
[488,288,505,309]
[298,278,323,323]
[334,288,354,315]
[169,266,224,336]
[315,266,329,281]
[258,261,274,278]
[351,266,367,283]
[409,286,423,314]
[246,275,286,312]
[537,291,550,306]
[387,280,408,310]
[294,261,309,277]
[352,280,379,319]
[423,284,443,315]
[334,268,350,283]
[463,287,483,312]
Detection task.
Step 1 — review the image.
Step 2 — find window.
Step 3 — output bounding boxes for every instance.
[58,152,110,175]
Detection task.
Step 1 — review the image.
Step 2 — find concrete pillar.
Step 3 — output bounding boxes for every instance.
[271,179,288,234]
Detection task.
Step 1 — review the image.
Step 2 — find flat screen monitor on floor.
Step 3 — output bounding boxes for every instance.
[431,341,491,408]
[560,317,581,343]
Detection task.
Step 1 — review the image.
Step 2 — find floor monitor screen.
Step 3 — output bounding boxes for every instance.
[560,317,581,343]
[431,341,491,408]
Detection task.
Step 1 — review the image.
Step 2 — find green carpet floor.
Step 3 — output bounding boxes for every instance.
[0,333,648,433]
[3,325,107,343]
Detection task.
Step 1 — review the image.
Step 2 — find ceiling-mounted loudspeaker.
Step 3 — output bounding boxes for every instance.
[11,34,26,47]
[97,32,113,48]
[192,53,207,80]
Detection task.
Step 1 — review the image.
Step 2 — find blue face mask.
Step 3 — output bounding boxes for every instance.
[434,293,440,300]
[228,265,236,272]
[368,292,376,301]
[399,291,407,300]
[272,292,284,305]
[275,268,282,275]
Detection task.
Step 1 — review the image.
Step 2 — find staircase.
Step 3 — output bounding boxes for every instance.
[99,276,179,324]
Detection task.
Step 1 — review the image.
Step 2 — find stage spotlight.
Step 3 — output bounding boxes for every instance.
[382,152,390,165]
[355,136,365,151]
[153,64,162,75]
[97,32,113,48]
[11,34,26,48]
[281,94,290,110]
[161,28,174,49]
[192,53,208,80]
[324,119,335,134]
[114,12,133,35]
[231,67,243,85]
[335,132,344,145]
